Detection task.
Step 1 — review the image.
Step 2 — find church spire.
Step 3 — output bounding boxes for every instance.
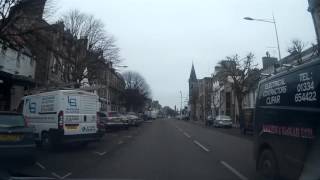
[189,63,197,81]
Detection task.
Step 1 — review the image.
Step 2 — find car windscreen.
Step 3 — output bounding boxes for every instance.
[0,114,25,128]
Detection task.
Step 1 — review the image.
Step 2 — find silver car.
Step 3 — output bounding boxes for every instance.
[213,115,232,128]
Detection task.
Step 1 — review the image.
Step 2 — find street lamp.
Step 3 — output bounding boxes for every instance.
[179,91,182,119]
[243,14,282,61]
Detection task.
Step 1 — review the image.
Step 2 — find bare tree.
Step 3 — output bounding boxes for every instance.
[61,9,121,64]
[217,53,261,121]
[211,81,223,116]
[122,71,151,112]
[287,39,307,64]
[0,0,57,38]
[0,0,20,35]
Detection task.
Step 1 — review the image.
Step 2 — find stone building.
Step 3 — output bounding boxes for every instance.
[188,64,212,122]
[0,0,125,111]
[198,77,212,122]
[188,63,198,121]
[309,0,320,47]
[0,38,35,111]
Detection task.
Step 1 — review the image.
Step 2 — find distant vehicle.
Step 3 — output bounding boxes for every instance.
[254,59,320,180]
[0,112,35,162]
[126,113,143,126]
[150,111,158,120]
[19,90,103,148]
[213,115,232,128]
[205,115,214,126]
[98,111,129,129]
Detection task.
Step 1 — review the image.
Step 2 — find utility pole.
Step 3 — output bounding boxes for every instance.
[179,91,182,119]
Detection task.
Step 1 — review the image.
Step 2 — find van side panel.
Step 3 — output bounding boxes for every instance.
[24,93,59,141]
[254,60,320,179]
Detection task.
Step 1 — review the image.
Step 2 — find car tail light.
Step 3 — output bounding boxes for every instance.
[58,111,64,129]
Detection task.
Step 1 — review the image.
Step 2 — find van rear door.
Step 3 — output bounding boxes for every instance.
[62,91,99,136]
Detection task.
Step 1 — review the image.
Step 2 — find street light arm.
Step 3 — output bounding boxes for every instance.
[243,17,274,23]
[254,18,275,23]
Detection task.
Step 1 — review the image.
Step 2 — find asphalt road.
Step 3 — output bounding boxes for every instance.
[2,119,257,180]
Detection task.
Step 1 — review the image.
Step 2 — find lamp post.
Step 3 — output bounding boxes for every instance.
[244,14,282,61]
[179,91,182,119]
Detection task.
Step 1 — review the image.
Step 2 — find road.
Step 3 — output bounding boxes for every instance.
[3,119,257,180]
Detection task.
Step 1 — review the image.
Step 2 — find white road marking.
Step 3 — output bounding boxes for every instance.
[220,161,248,180]
[193,140,210,152]
[126,135,132,138]
[51,172,62,179]
[93,151,107,156]
[118,140,123,145]
[61,172,72,179]
[36,162,46,170]
[51,172,72,179]
[183,132,191,138]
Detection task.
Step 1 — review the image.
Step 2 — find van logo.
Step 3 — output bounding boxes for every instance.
[26,99,36,113]
[68,96,77,107]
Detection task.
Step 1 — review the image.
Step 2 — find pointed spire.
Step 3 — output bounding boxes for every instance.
[189,63,197,81]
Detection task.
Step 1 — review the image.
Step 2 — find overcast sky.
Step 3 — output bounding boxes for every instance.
[57,0,315,108]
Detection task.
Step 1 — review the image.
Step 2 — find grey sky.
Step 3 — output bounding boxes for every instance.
[57,0,315,108]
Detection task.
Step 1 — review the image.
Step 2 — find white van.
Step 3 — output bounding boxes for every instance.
[18,90,103,147]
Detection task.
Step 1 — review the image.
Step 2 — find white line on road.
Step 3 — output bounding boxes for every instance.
[193,140,210,152]
[36,162,46,170]
[220,161,248,180]
[118,140,123,145]
[61,172,72,179]
[51,172,62,179]
[93,151,107,156]
[183,132,191,138]
[51,172,72,179]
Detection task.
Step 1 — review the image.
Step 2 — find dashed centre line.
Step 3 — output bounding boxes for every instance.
[193,140,210,152]
[36,162,46,170]
[93,151,107,156]
[220,161,248,180]
[183,132,191,138]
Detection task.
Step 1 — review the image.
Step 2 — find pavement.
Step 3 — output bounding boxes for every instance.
[1,119,258,180]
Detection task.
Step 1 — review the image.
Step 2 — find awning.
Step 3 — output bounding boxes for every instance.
[0,71,35,86]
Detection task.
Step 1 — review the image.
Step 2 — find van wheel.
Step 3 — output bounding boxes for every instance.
[257,149,279,180]
[41,132,53,150]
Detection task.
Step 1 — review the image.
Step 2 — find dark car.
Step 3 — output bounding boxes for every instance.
[0,112,36,162]
[254,59,320,180]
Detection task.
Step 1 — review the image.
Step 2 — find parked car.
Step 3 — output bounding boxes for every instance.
[121,114,133,126]
[0,112,36,162]
[19,90,103,148]
[126,112,143,126]
[213,115,232,128]
[205,115,214,126]
[98,111,129,129]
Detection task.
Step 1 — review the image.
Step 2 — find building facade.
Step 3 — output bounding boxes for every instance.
[0,39,35,111]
